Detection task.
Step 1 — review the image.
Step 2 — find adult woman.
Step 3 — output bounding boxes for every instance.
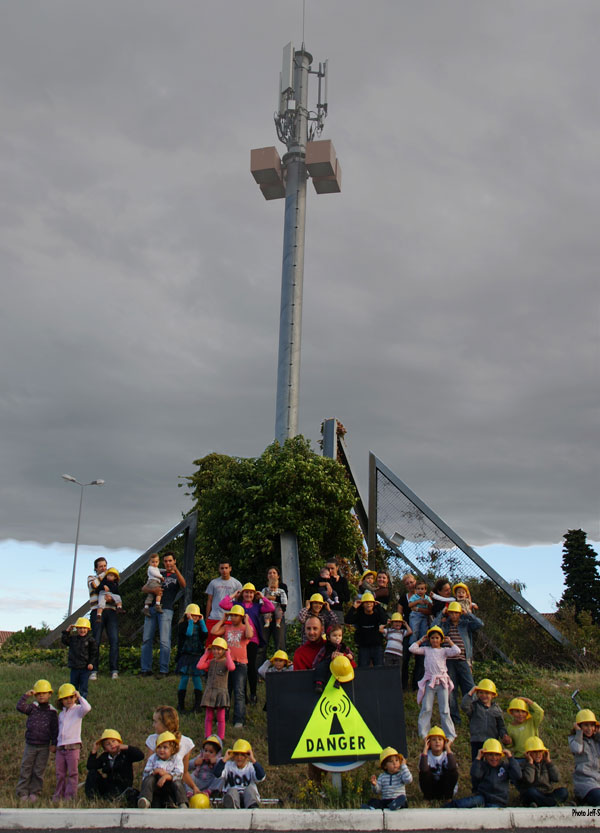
[260,566,288,654]
[145,705,197,800]
[431,578,453,618]
[374,571,392,611]
[219,583,275,706]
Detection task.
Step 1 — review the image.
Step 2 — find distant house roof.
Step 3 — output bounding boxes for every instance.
[0,631,15,648]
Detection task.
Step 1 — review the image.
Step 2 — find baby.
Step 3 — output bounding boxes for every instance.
[143,554,164,615]
[97,568,123,617]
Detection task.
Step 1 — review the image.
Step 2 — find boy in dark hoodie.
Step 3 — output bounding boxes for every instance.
[85,728,144,803]
[61,618,97,700]
[462,678,511,761]
[445,739,520,808]
[16,679,58,802]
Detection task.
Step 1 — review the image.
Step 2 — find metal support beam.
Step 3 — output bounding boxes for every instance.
[281,530,302,622]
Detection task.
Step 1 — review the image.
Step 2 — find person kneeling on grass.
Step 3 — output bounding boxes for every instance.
[361,746,412,810]
[445,738,520,808]
[213,739,265,809]
[518,736,568,807]
[138,731,187,809]
[85,729,144,804]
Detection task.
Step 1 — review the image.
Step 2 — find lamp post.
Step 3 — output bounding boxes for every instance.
[62,474,104,617]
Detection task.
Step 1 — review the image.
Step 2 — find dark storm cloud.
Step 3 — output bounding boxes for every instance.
[1,1,598,553]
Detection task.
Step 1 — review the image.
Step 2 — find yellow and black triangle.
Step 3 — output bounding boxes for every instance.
[291,675,382,760]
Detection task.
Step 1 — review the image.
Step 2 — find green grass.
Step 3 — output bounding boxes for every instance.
[2,660,599,808]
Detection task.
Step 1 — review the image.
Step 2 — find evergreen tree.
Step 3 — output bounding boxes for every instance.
[559,529,600,624]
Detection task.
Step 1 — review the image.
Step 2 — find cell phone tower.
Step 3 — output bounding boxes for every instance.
[251,42,342,617]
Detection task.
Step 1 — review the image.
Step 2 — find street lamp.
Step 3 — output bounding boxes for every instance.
[62,474,105,617]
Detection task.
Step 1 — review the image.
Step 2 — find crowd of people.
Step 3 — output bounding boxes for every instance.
[14,557,600,809]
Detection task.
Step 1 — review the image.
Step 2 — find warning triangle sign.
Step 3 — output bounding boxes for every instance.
[291,675,382,760]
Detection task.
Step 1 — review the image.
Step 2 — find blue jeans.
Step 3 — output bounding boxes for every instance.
[70,667,90,700]
[229,662,248,724]
[90,608,119,674]
[581,788,600,806]
[409,612,429,644]
[447,794,494,808]
[521,786,568,807]
[358,644,384,668]
[140,607,174,673]
[447,659,474,725]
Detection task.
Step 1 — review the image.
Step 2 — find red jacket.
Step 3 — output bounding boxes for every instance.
[293,640,324,670]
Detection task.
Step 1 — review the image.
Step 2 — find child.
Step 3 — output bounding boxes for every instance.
[518,736,567,807]
[213,738,265,809]
[143,553,164,616]
[175,603,208,714]
[60,618,97,701]
[462,678,510,761]
[505,696,544,760]
[16,679,58,802]
[382,612,412,668]
[52,683,91,802]
[189,734,223,797]
[298,593,338,641]
[419,726,458,801]
[312,624,355,692]
[258,649,293,678]
[210,606,253,729]
[361,746,412,810]
[358,570,377,597]
[196,636,235,740]
[409,626,461,741]
[408,580,433,643]
[569,708,600,806]
[85,728,144,802]
[138,731,187,808]
[452,582,478,614]
[261,577,288,630]
[445,738,520,808]
[345,592,389,667]
[314,567,339,606]
[96,568,124,617]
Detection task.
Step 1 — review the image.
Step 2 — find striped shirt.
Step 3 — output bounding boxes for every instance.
[446,623,465,661]
[374,765,413,799]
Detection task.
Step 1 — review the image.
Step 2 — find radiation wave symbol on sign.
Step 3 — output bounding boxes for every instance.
[291,675,382,761]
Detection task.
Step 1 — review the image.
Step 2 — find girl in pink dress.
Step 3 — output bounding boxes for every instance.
[409,626,460,741]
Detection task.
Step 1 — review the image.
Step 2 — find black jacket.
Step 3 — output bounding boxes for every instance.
[61,630,97,669]
[86,746,144,792]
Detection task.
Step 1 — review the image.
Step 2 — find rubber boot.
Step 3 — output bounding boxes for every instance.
[194,690,203,713]
[177,689,187,714]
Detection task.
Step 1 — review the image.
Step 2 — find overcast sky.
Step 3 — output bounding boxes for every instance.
[2,1,598,597]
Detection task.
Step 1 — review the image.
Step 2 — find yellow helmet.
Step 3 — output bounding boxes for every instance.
[524,736,548,753]
[229,605,246,617]
[360,592,375,603]
[576,709,599,726]
[446,601,463,614]
[75,617,91,629]
[390,612,403,622]
[270,650,291,665]
[329,655,354,683]
[475,678,498,696]
[202,734,223,750]
[189,793,210,809]
[309,593,324,604]
[105,567,120,579]
[361,570,377,581]
[379,746,403,768]
[185,603,201,616]
[156,731,178,747]
[57,683,76,700]
[427,725,447,740]
[32,679,53,694]
[227,738,252,755]
[482,738,503,755]
[241,582,256,592]
[426,625,444,639]
[508,698,531,717]
[452,582,469,595]
[97,728,123,746]
[211,637,228,651]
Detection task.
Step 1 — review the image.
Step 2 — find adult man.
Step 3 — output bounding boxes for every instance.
[292,616,325,670]
[88,556,119,680]
[398,573,419,690]
[140,552,186,678]
[205,561,242,644]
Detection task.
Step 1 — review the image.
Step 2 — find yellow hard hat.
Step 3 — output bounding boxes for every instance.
[230,605,246,616]
[185,603,201,616]
[75,617,91,629]
[309,593,324,604]
[427,726,447,740]
[390,612,403,622]
[270,650,291,665]
[452,582,469,595]
[106,567,120,578]
[524,736,548,753]
[202,734,223,750]
[156,731,178,747]
[475,678,498,696]
[361,570,377,581]
[189,793,210,809]
[211,637,228,651]
[360,592,375,603]
[241,582,256,592]
[482,738,503,755]
[379,746,403,768]
[329,655,354,683]
[446,601,462,614]
[227,739,252,756]
[426,625,444,639]
[576,709,599,726]
[32,679,53,694]
[508,698,531,717]
[57,683,76,700]
[97,728,123,746]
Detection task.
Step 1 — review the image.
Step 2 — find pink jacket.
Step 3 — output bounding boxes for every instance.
[57,696,91,746]
[219,595,275,646]
[196,648,235,672]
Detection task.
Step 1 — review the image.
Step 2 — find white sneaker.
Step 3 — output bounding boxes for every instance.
[89,672,97,681]
[233,722,243,728]
[137,797,150,809]
[111,671,119,680]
